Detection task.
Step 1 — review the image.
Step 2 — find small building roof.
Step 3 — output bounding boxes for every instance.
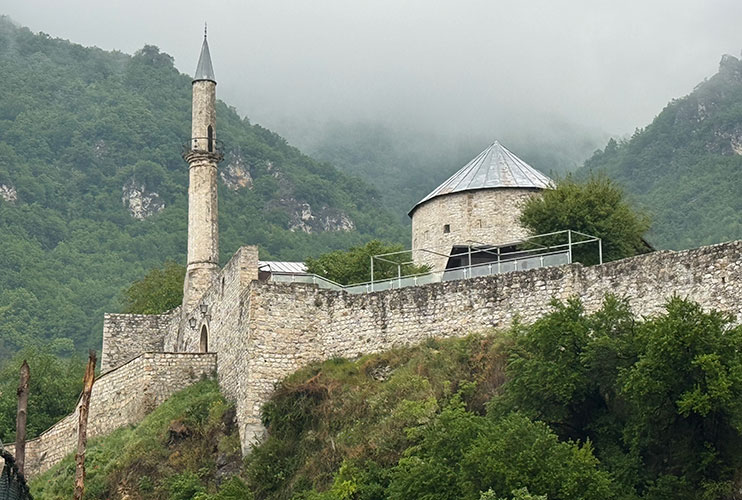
[194,32,216,83]
[409,141,553,216]
[258,261,308,274]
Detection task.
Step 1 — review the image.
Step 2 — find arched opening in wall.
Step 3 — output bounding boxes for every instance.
[207,125,214,152]
[200,325,208,353]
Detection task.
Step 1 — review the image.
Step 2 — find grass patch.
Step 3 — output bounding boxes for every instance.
[31,378,242,499]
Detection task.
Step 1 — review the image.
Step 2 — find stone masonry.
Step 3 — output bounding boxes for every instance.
[21,240,742,475]
[167,240,741,455]
[100,309,178,372]
[411,188,540,271]
[11,352,216,478]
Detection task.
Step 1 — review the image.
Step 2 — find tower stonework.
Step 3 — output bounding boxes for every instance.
[409,141,553,272]
[182,31,222,313]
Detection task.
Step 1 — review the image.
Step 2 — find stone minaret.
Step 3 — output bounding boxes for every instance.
[182,27,222,313]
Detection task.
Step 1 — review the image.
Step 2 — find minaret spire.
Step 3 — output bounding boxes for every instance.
[182,27,222,314]
[194,25,216,83]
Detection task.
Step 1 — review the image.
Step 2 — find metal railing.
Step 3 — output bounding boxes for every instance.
[270,250,571,294]
[370,229,601,286]
[268,229,601,295]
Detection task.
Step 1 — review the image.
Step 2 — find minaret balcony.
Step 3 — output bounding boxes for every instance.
[182,137,224,162]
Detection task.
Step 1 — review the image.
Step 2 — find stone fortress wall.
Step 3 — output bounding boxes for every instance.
[100,310,178,372]
[174,240,741,454]
[19,239,742,475]
[10,352,216,478]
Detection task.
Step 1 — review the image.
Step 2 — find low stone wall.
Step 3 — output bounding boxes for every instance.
[9,352,216,478]
[101,311,178,372]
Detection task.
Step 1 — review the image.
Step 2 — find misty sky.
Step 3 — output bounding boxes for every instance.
[4,0,742,140]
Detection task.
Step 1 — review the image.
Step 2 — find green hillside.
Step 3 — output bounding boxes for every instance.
[0,17,406,359]
[581,54,742,249]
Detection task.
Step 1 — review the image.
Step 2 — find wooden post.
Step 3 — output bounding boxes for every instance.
[74,350,96,500]
[15,360,29,476]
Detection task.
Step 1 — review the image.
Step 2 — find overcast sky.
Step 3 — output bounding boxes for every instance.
[4,0,742,139]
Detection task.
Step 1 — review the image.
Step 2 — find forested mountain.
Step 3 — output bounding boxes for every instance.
[581,54,742,249]
[0,17,405,359]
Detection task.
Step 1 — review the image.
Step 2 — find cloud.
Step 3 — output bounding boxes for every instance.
[5,0,742,138]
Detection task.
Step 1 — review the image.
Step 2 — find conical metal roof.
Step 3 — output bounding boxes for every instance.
[194,33,216,83]
[409,141,553,215]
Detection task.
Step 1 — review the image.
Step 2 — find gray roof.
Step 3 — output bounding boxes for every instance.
[258,261,308,274]
[194,35,216,83]
[409,141,553,215]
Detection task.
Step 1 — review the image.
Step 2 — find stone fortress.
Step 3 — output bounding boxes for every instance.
[10,33,742,477]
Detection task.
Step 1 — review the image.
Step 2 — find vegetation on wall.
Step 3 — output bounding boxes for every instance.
[0,17,406,360]
[31,379,247,500]
[519,175,651,264]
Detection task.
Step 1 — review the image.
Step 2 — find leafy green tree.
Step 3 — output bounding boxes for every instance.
[305,240,429,285]
[519,175,650,264]
[619,297,742,499]
[497,296,742,499]
[387,399,615,500]
[488,488,547,500]
[0,347,85,442]
[121,261,185,314]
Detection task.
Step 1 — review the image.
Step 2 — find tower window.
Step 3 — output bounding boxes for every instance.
[200,325,209,353]
[207,125,214,152]
[443,224,451,234]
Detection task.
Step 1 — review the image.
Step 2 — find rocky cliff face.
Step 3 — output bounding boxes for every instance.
[219,152,254,191]
[0,184,17,203]
[285,200,355,234]
[122,179,165,220]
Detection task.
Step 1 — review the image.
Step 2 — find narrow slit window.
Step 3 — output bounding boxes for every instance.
[443,224,451,234]
[207,125,214,152]
[200,325,209,353]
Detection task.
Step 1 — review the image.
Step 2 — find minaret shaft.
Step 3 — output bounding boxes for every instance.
[182,35,221,313]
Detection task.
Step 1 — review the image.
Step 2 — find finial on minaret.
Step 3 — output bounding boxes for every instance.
[194,24,216,83]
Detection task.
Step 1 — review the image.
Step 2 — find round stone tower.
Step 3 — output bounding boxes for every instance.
[409,141,553,272]
[182,29,223,313]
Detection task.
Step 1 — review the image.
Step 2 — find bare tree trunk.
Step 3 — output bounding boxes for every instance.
[74,350,96,500]
[14,360,29,476]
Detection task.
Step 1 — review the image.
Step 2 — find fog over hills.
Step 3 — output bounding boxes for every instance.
[4,0,741,141]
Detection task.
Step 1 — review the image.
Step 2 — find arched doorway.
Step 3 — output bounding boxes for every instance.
[200,325,208,353]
